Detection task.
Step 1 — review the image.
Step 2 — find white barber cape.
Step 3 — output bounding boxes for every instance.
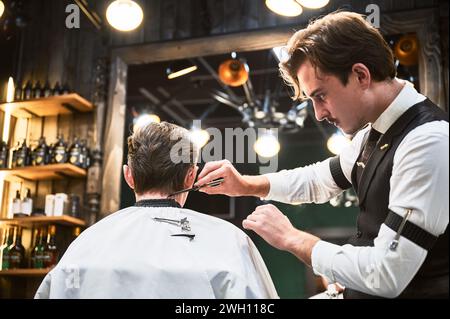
[35,199,278,299]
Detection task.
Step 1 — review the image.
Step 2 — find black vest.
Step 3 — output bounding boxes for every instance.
[344,99,449,299]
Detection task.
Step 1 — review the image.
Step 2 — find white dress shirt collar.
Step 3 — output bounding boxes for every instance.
[371,80,426,134]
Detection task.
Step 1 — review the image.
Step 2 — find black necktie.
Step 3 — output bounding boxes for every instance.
[355,128,382,186]
[360,128,382,166]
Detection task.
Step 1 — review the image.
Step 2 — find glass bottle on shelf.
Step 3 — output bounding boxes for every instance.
[80,139,90,169]
[21,188,33,217]
[51,135,68,164]
[32,136,49,166]
[32,81,43,99]
[23,80,33,100]
[12,190,23,218]
[14,82,23,101]
[0,141,9,168]
[15,139,31,167]
[31,228,45,269]
[52,82,62,96]
[43,225,58,268]
[62,83,71,95]
[8,226,26,269]
[1,227,14,270]
[69,137,82,167]
[10,141,20,168]
[43,80,52,98]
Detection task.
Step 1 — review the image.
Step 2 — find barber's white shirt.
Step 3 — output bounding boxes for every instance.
[35,206,278,299]
[264,81,449,298]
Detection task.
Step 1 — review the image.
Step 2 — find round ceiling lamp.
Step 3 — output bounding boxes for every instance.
[133,113,160,131]
[394,34,419,66]
[296,0,329,9]
[190,128,210,148]
[0,1,5,19]
[106,0,143,32]
[265,0,303,17]
[254,130,280,158]
[218,59,249,87]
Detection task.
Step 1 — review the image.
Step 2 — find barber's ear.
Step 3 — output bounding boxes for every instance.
[123,165,135,190]
[352,63,371,89]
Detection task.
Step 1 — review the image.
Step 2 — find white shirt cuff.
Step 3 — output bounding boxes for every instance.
[311,240,342,283]
[262,171,287,201]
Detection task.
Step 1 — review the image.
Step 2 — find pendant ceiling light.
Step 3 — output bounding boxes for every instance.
[0,1,5,19]
[265,0,303,17]
[166,60,198,80]
[296,0,329,9]
[218,59,249,87]
[254,130,280,158]
[106,0,143,32]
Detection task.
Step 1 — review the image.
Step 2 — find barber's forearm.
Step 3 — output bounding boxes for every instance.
[242,175,270,198]
[284,229,321,267]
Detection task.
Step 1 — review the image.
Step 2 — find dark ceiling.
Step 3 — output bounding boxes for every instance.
[126,47,336,144]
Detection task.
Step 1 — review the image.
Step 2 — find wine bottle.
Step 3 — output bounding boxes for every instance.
[43,225,58,268]
[31,228,45,269]
[32,81,43,99]
[8,227,26,269]
[0,141,9,168]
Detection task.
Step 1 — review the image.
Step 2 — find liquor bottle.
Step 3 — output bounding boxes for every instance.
[80,139,90,169]
[32,81,43,99]
[1,227,14,270]
[11,141,20,169]
[12,190,23,218]
[43,80,52,98]
[31,228,45,269]
[23,80,33,100]
[8,227,26,269]
[0,141,9,168]
[14,82,23,101]
[21,188,33,217]
[32,136,49,166]
[68,137,82,167]
[43,225,58,268]
[52,82,62,96]
[61,83,71,95]
[73,227,81,240]
[51,135,68,164]
[15,139,31,167]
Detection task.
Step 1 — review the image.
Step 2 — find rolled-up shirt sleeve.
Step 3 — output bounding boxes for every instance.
[311,121,449,298]
[263,128,367,205]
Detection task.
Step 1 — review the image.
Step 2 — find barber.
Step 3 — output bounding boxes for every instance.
[195,11,449,298]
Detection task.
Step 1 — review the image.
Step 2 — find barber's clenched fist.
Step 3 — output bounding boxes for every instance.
[195,160,269,197]
[242,204,298,251]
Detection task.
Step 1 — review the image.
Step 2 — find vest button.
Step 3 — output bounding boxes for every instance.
[356,231,362,238]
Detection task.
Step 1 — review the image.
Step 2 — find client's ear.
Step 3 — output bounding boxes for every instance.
[184,166,199,188]
[123,165,135,190]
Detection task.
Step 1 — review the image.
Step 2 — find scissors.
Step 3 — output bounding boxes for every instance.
[167,178,224,198]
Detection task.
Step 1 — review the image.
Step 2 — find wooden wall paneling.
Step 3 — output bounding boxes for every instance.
[176,0,192,38]
[143,0,162,42]
[100,57,127,217]
[222,0,242,33]
[241,0,259,30]
[207,0,225,35]
[160,0,177,40]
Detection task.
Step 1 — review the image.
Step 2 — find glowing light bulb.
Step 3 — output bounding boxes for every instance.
[190,128,210,148]
[327,131,351,155]
[296,0,329,9]
[265,0,303,17]
[254,131,280,158]
[133,114,160,131]
[106,0,143,32]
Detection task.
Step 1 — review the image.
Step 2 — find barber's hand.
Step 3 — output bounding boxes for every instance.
[195,160,249,196]
[242,204,297,251]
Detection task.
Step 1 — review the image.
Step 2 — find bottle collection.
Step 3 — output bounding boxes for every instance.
[14,80,71,101]
[0,135,91,169]
[0,225,81,270]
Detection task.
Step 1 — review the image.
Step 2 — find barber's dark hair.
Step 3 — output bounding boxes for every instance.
[280,11,396,100]
[127,122,198,194]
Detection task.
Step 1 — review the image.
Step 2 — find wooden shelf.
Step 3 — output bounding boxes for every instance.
[0,163,86,181]
[0,93,94,118]
[0,215,86,227]
[0,268,52,277]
